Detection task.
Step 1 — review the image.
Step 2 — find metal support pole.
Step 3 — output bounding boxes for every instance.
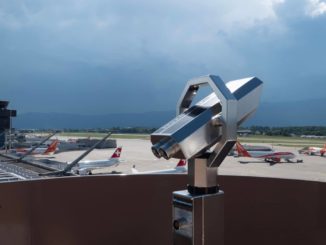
[187,158,218,195]
[172,158,224,245]
[9,116,12,151]
[4,130,8,153]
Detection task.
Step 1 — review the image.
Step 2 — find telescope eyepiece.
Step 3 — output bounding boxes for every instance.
[159,149,170,160]
[151,146,162,158]
[158,139,180,160]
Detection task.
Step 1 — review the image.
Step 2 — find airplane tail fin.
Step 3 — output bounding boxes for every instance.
[175,159,187,168]
[110,146,122,159]
[43,140,59,155]
[235,141,251,157]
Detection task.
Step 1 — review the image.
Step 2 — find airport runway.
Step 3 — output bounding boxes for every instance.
[50,139,326,182]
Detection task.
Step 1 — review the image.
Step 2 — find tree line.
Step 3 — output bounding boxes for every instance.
[18,126,326,137]
[246,126,326,136]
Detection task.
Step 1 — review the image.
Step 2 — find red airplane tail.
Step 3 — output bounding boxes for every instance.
[176,159,187,168]
[43,140,59,155]
[321,145,326,156]
[110,146,122,159]
[235,141,252,157]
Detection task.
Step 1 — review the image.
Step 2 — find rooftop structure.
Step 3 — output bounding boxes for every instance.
[0,100,16,148]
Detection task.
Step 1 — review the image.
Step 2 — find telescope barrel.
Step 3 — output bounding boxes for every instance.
[150,75,263,163]
[156,74,264,245]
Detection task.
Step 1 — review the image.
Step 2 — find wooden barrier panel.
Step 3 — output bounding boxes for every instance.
[0,175,325,245]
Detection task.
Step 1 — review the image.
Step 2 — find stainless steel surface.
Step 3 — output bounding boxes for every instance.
[208,77,263,167]
[177,75,237,168]
[151,74,263,245]
[150,75,263,167]
[188,158,217,188]
[173,190,224,245]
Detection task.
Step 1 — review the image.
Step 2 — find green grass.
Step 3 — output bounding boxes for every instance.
[58,133,325,147]
[239,135,326,147]
[110,134,149,140]
[59,132,149,140]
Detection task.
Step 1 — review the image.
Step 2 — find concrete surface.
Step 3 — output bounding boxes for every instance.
[45,139,326,182]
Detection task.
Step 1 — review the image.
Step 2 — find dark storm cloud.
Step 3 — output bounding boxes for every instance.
[1,0,326,114]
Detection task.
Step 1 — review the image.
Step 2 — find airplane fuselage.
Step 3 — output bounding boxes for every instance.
[15,147,49,155]
[132,167,187,174]
[77,158,120,169]
[255,151,295,162]
[241,150,273,158]
[235,141,298,163]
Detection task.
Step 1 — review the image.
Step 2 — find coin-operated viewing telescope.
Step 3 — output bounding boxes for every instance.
[150,75,263,245]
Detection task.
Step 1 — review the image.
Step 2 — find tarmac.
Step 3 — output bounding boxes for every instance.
[48,138,326,182]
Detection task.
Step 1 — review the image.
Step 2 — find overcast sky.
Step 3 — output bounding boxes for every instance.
[1,0,326,114]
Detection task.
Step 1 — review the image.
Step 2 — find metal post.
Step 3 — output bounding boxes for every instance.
[9,116,12,150]
[172,158,224,245]
[4,130,8,153]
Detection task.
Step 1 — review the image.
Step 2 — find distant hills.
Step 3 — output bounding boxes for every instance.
[13,111,175,129]
[12,99,326,129]
[249,99,326,126]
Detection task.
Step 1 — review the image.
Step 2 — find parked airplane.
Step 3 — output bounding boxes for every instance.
[298,145,326,156]
[131,159,187,174]
[72,146,122,175]
[235,141,301,164]
[233,143,273,157]
[13,140,59,155]
[321,146,326,156]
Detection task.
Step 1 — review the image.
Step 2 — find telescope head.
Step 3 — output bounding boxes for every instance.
[151,75,263,167]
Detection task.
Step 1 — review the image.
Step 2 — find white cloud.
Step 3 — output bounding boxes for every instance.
[0,9,23,30]
[0,0,288,72]
[1,0,326,113]
[305,0,326,17]
[0,1,285,32]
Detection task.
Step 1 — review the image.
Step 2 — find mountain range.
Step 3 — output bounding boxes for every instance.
[12,99,326,129]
